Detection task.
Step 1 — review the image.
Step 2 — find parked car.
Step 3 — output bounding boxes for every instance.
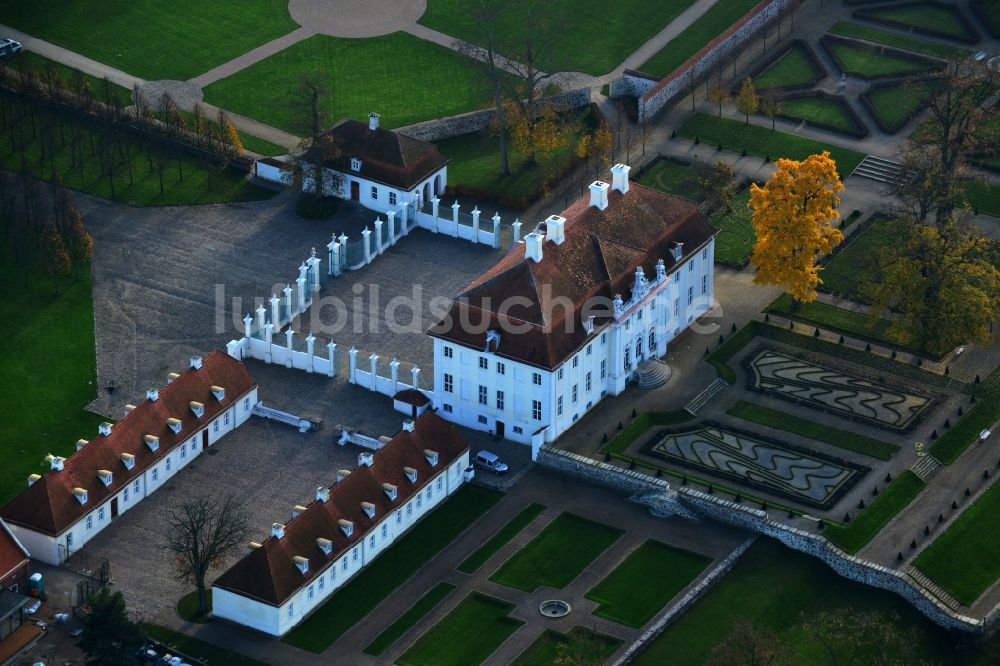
[0,39,22,58]
[475,450,508,474]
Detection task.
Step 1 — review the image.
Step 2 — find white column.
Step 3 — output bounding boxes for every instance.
[348,347,358,384]
[306,334,316,373]
[255,305,266,334]
[369,353,379,391]
[338,233,348,270]
[308,251,321,291]
[411,366,420,391]
[330,241,341,276]
[386,210,396,245]
[451,200,460,237]
[511,219,522,245]
[492,212,501,249]
[390,358,400,395]
[431,197,440,232]
[270,294,280,327]
[471,207,480,243]
[362,227,372,264]
[296,275,307,312]
[242,313,253,337]
[283,284,293,324]
[327,235,338,276]
[400,202,409,234]
[264,323,274,363]
[327,340,337,378]
[285,329,294,368]
[374,218,384,255]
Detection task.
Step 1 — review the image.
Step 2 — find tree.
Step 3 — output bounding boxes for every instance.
[749,151,844,302]
[803,608,924,666]
[506,100,567,167]
[40,224,71,294]
[708,621,789,666]
[689,160,737,213]
[866,215,1000,355]
[65,207,94,279]
[166,494,252,617]
[290,75,341,201]
[554,628,612,666]
[78,587,144,666]
[759,93,783,131]
[738,77,759,123]
[708,80,730,118]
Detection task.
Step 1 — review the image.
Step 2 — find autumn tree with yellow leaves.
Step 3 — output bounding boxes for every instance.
[749,152,844,302]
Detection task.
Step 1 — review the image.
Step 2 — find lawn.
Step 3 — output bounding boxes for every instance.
[143,624,268,666]
[678,113,866,175]
[825,39,939,79]
[601,410,695,456]
[0,0,299,80]
[457,503,546,574]
[364,582,456,657]
[396,593,523,666]
[709,187,755,266]
[203,33,502,134]
[281,484,502,653]
[915,478,1000,605]
[754,43,823,90]
[820,217,902,300]
[828,21,970,60]
[511,627,624,666]
[636,157,701,200]
[932,367,1000,464]
[727,400,899,461]
[863,83,931,133]
[0,244,104,506]
[638,0,763,77]
[855,1,977,42]
[632,538,956,665]
[585,540,712,628]
[490,512,623,592]
[822,471,926,554]
[959,180,1000,218]
[419,0,699,76]
[13,51,132,104]
[973,0,1000,37]
[778,93,865,136]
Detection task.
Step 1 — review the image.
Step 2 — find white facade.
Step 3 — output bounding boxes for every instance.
[7,386,258,566]
[432,242,715,457]
[305,164,447,216]
[212,449,470,637]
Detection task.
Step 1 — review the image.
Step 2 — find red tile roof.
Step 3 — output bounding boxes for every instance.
[0,352,256,536]
[0,521,28,580]
[321,119,448,191]
[428,183,717,369]
[212,411,469,606]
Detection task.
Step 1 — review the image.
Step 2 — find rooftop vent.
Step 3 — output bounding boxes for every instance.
[190,355,203,370]
[423,449,439,467]
[293,556,309,574]
[358,452,374,467]
[403,466,418,484]
[144,435,160,452]
[121,453,136,470]
[361,502,376,519]
[97,470,113,487]
[73,487,88,505]
[383,483,398,501]
[369,112,380,131]
[210,385,225,401]
[27,474,40,487]
[147,388,159,402]
[167,372,180,384]
[271,523,286,539]
[189,401,205,418]
[339,519,354,537]
[317,538,333,555]
[316,486,330,503]
[166,418,182,434]
[99,422,113,437]
[76,439,89,452]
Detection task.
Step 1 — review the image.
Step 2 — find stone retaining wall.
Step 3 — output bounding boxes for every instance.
[395,87,592,142]
[537,446,669,495]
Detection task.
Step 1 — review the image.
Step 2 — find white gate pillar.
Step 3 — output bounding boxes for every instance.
[362,227,372,264]
[308,250,321,291]
[512,218,522,245]
[285,329,294,368]
[327,340,337,377]
[283,284,293,324]
[374,218,384,255]
[348,346,358,384]
[270,294,280,327]
[411,366,420,391]
[451,200,460,237]
[387,210,397,245]
[471,207,480,243]
[369,353,379,391]
[255,305,266,334]
[431,197,440,232]
[492,212,501,249]
[242,313,253,337]
[306,333,316,373]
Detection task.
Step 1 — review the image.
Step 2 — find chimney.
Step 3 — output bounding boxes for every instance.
[361,501,376,518]
[190,355,203,370]
[293,556,309,574]
[402,419,415,433]
[271,522,286,539]
[97,470,113,487]
[316,486,330,503]
[145,434,160,452]
[291,505,308,519]
[336,469,352,483]
[189,401,205,418]
[545,215,566,245]
[589,181,609,210]
[49,455,65,471]
[403,466,418,483]
[338,519,354,537]
[166,418,182,434]
[99,422,113,437]
[358,451,374,467]
[369,112,380,131]
[28,474,40,487]
[167,372,180,384]
[146,388,159,402]
[525,231,545,262]
[611,163,631,194]
[423,449,439,466]
[76,439,89,451]
[383,483,398,501]
[210,385,225,401]
[671,241,684,262]
[317,538,333,555]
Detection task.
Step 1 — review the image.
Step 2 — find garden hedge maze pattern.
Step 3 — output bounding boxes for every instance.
[645,425,864,506]
[748,350,934,430]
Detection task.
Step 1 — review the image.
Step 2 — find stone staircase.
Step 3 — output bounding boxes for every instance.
[905,566,963,611]
[910,454,942,481]
[636,359,672,389]
[684,379,728,415]
[851,155,904,183]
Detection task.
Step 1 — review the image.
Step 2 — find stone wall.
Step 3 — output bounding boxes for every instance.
[610,70,661,99]
[395,87,592,143]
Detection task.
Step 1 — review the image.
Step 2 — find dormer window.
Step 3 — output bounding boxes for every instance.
[317,538,333,555]
[166,418,182,434]
[351,158,362,172]
[189,401,205,418]
[211,385,225,401]
[97,470,113,487]
[339,519,354,537]
[293,556,309,574]
[423,449,439,467]
[404,466,417,484]
[121,453,136,470]
[361,502,376,519]
[383,483,398,501]
[144,435,160,452]
[73,487,88,505]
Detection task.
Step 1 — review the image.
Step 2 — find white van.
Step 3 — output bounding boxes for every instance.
[0,40,22,58]
[475,450,508,475]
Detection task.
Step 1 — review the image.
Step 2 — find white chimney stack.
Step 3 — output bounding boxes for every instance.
[98,422,112,437]
[48,455,65,471]
[316,486,330,502]
[369,112,380,131]
[589,181,610,210]
[271,522,286,539]
[525,231,545,262]
[611,164,631,194]
[402,419,415,433]
[545,215,566,245]
[190,356,203,370]
[147,388,159,402]
[358,451,374,467]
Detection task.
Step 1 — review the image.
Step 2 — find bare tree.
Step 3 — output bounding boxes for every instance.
[290,75,341,201]
[708,621,789,666]
[165,494,252,616]
[803,608,925,666]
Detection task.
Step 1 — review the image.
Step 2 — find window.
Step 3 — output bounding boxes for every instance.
[601,360,607,379]
[437,477,443,492]
[586,372,592,392]
[244,397,250,411]
[427,485,433,500]
[444,346,453,358]
[370,185,378,200]
[532,372,542,386]
[369,535,375,549]
[152,467,159,482]
[381,524,387,539]
[308,585,314,600]
[532,400,542,420]
[191,440,197,452]
[224,411,230,426]
[66,532,73,548]
[496,390,504,410]
[342,558,348,572]
[443,403,453,413]
[601,332,607,345]
[513,426,523,434]
[624,347,631,369]
[180,446,186,460]
[318,575,325,591]
[443,373,453,393]
[351,157,361,171]
[213,421,220,433]
[688,260,694,273]
[625,319,630,331]
[417,494,423,509]
[497,362,505,375]
[353,548,358,562]
[703,247,708,260]
[674,298,680,318]
[557,368,563,380]
[557,396,563,416]
[586,344,592,357]
[572,384,578,403]
[396,511,402,525]
[407,503,412,517]
[637,309,643,321]
[636,336,643,358]
[86,516,93,530]
[288,603,294,619]
[687,286,693,305]
[133,480,140,494]
[389,192,397,206]
[99,506,104,521]
[166,456,171,472]
[649,329,655,351]
[124,487,129,502]
[702,275,708,294]
[479,357,488,370]
[572,357,579,368]
[478,415,488,424]
[478,385,487,405]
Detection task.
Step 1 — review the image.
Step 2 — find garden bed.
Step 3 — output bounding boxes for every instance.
[853,1,980,44]
[775,91,869,138]
[820,35,943,80]
[748,40,826,92]
[828,21,970,60]
[822,471,926,554]
[860,80,936,134]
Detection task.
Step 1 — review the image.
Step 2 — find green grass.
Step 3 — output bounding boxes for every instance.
[678,113,866,175]
[364,582,456,657]
[932,368,1000,464]
[282,484,502,653]
[203,33,502,135]
[633,538,956,665]
[829,21,971,60]
[820,217,901,300]
[856,2,976,42]
[727,400,899,461]
[419,0,699,76]
[779,94,863,135]
[457,503,546,574]
[709,187,755,266]
[511,627,624,666]
[637,157,699,199]
[586,540,712,628]
[826,39,938,79]
[176,589,210,623]
[638,0,763,77]
[959,180,1000,218]
[397,592,523,666]
[13,51,132,103]
[915,467,1000,604]
[705,322,757,385]
[0,245,104,505]
[823,471,925,554]
[600,410,694,457]
[755,44,822,89]
[0,0,298,81]
[143,624,268,666]
[863,83,930,133]
[973,0,1000,37]
[490,512,623,592]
